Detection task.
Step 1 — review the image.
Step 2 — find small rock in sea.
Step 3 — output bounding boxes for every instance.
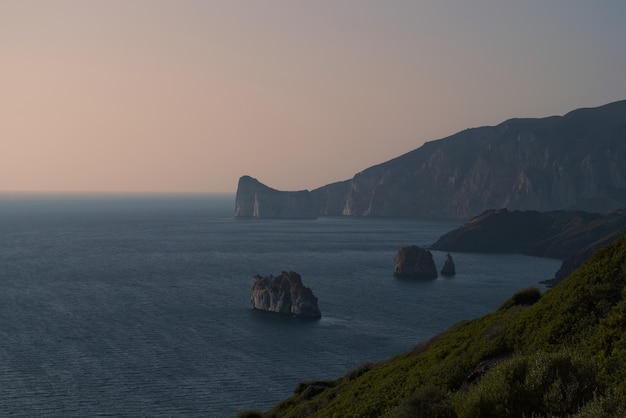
[250,271,321,319]
[440,252,456,276]
[393,245,438,279]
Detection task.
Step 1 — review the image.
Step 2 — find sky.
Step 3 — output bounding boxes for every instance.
[2,1,625,194]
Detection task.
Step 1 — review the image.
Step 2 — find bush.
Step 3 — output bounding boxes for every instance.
[457,350,599,417]
[571,390,626,418]
[347,361,374,381]
[389,385,457,418]
[235,410,263,418]
[294,379,336,401]
[498,287,541,310]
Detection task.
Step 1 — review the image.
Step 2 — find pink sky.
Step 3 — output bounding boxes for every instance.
[2,1,625,193]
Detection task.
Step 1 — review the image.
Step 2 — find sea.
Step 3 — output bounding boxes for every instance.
[0,194,562,417]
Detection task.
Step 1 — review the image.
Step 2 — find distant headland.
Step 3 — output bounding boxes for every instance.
[235,100,626,220]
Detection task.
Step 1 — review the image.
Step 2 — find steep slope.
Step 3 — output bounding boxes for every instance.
[241,234,626,417]
[310,100,626,218]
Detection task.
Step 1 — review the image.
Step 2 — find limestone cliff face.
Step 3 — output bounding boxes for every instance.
[236,101,626,219]
[234,176,318,219]
[249,271,321,319]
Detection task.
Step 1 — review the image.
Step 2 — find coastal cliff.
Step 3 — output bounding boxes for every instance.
[234,176,318,219]
[237,100,626,219]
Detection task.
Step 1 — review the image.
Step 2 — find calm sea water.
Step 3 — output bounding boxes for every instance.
[0,194,561,416]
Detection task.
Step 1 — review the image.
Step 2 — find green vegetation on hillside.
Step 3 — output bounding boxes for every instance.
[238,235,626,417]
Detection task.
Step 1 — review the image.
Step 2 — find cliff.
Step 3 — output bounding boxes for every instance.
[234,176,318,219]
[238,100,626,219]
[249,271,321,319]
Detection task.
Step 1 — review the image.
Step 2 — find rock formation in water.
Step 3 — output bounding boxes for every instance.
[238,100,626,219]
[440,253,456,276]
[249,271,321,319]
[393,246,438,279]
[234,176,318,219]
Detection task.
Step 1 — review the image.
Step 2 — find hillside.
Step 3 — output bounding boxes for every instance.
[430,208,602,258]
[236,100,626,219]
[431,206,626,286]
[239,234,626,417]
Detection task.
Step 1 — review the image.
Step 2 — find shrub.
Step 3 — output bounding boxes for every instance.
[498,286,541,310]
[294,379,336,401]
[571,390,626,418]
[389,385,457,418]
[347,361,374,381]
[457,350,599,417]
[235,410,263,418]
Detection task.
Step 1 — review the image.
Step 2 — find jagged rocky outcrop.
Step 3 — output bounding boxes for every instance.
[440,253,456,276]
[249,271,321,319]
[234,176,318,219]
[393,246,437,279]
[239,100,626,219]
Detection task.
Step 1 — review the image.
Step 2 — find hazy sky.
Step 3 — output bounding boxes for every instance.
[2,1,625,193]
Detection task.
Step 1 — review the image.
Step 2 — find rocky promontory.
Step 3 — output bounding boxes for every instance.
[430,208,600,257]
[393,246,438,279]
[234,176,318,219]
[250,271,321,319]
[432,206,626,286]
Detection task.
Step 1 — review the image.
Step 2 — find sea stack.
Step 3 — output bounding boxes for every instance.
[250,271,321,319]
[393,245,438,279]
[440,253,456,276]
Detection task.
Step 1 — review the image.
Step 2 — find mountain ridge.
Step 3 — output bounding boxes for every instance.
[236,100,626,219]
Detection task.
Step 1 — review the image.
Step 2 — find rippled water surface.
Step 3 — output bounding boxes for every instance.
[0,194,561,416]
